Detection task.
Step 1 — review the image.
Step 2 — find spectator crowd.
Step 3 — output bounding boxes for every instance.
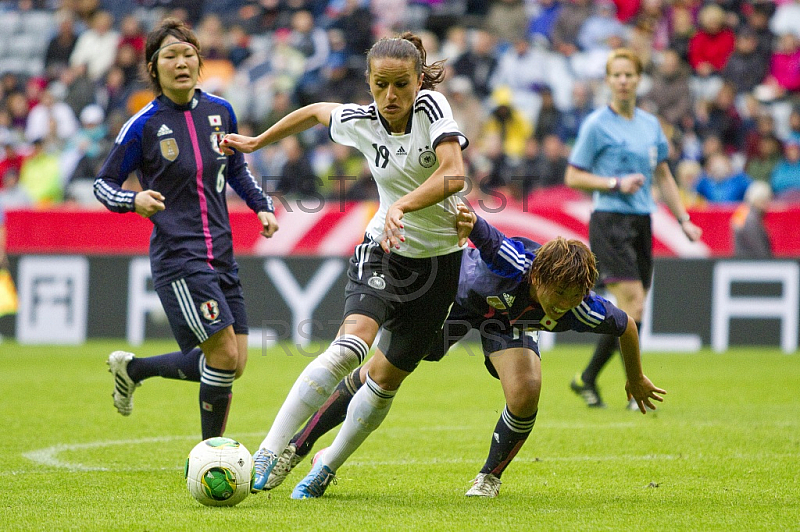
[1,0,800,212]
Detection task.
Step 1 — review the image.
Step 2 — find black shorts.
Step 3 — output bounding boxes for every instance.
[425,304,540,380]
[589,211,653,290]
[342,235,462,372]
[156,269,248,353]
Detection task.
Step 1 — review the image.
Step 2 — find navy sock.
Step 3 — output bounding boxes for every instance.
[291,367,363,457]
[127,348,204,382]
[480,406,537,478]
[581,334,619,386]
[199,364,235,439]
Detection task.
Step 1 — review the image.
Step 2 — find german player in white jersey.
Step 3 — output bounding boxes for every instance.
[221,31,469,499]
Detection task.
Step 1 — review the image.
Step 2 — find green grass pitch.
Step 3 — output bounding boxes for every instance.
[3,340,798,531]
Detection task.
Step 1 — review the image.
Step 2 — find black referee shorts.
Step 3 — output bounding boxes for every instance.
[589,211,653,290]
[342,235,462,372]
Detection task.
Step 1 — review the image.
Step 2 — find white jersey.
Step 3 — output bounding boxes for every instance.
[329,89,469,258]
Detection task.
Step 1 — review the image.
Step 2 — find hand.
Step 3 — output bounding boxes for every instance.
[455,203,476,247]
[619,173,645,194]
[625,375,666,414]
[258,211,279,238]
[134,190,165,218]
[681,219,703,242]
[380,203,405,253]
[220,133,258,155]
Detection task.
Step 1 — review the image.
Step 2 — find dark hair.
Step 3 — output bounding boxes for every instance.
[144,18,202,94]
[365,31,445,91]
[529,237,597,296]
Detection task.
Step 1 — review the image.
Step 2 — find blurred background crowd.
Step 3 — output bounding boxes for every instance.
[1,0,800,213]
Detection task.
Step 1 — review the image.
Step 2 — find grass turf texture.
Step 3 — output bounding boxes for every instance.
[3,340,798,531]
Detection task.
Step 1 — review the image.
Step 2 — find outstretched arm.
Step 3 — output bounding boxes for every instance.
[465,214,534,283]
[618,318,667,414]
[221,102,340,154]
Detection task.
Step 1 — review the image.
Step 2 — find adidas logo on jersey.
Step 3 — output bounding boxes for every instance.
[503,293,515,307]
[157,124,173,137]
[396,146,407,155]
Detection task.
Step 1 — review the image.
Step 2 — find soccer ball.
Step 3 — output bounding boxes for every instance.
[185,437,253,507]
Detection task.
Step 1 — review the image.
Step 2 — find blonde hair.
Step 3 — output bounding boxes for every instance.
[606,48,643,76]
[529,237,597,296]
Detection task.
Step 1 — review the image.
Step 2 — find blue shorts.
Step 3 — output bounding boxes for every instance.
[156,270,248,353]
[426,305,540,380]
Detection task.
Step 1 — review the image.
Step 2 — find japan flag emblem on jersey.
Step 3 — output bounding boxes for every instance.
[209,115,222,126]
[200,299,220,322]
[210,132,226,156]
[541,315,558,330]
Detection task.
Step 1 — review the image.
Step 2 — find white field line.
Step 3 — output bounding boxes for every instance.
[17,418,799,474]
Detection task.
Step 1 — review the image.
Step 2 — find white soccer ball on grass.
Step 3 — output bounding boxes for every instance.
[185,437,253,507]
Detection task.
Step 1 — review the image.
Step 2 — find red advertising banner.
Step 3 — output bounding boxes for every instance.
[7,191,800,257]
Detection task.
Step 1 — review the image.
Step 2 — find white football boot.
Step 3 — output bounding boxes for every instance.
[107,351,140,416]
[465,473,502,497]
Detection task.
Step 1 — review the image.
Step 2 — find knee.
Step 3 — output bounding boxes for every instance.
[616,288,645,319]
[506,377,541,417]
[627,304,644,323]
[624,293,645,320]
[319,334,370,377]
[205,345,238,371]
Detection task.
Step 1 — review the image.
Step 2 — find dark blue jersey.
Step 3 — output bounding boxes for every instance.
[94,90,273,287]
[456,216,628,336]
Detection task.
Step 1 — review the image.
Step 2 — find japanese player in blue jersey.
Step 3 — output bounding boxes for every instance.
[565,48,701,410]
[251,205,666,497]
[94,19,278,439]
[222,32,470,499]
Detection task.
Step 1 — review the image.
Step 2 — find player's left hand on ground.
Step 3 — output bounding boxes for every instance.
[381,204,405,253]
[625,375,666,414]
[258,211,279,238]
[220,133,257,155]
[455,203,476,247]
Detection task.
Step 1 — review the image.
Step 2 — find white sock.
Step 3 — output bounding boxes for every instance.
[322,373,396,472]
[260,334,368,453]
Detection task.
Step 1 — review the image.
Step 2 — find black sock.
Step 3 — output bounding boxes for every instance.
[480,406,537,477]
[127,348,204,382]
[291,367,364,457]
[199,364,235,439]
[581,334,619,386]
